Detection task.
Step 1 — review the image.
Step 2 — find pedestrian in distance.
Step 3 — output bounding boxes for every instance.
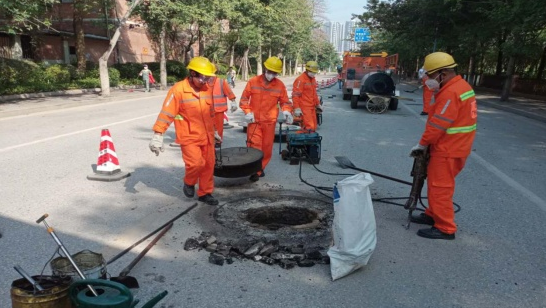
[419,67,434,116]
[292,61,322,132]
[337,66,343,90]
[138,64,153,92]
[149,56,222,206]
[226,66,236,88]
[409,52,478,240]
[211,65,237,147]
[240,56,293,182]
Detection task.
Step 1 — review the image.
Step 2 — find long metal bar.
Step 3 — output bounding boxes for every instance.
[13,265,44,292]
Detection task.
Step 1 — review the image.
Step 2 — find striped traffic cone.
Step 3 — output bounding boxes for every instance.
[87,129,130,182]
[223,112,233,129]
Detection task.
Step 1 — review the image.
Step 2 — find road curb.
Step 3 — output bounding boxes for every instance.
[477,97,546,124]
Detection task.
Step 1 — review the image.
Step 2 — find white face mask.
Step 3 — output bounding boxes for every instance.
[265,73,275,81]
[307,72,316,78]
[425,74,442,91]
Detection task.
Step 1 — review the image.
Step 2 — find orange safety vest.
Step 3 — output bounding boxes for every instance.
[240,75,292,123]
[212,78,236,113]
[292,73,320,110]
[152,78,215,146]
[420,75,477,158]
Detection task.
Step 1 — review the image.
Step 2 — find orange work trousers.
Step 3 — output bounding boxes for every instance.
[214,112,225,139]
[423,87,434,113]
[424,156,467,234]
[246,121,276,175]
[180,142,215,197]
[301,107,318,131]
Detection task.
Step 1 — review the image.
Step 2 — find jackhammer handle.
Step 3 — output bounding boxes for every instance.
[36,214,49,224]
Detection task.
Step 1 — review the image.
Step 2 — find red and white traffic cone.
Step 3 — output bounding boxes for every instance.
[87,129,130,182]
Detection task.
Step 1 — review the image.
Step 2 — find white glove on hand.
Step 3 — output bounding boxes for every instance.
[149,133,164,156]
[283,111,294,124]
[409,143,426,157]
[245,112,255,123]
[294,108,303,117]
[230,100,238,113]
[214,130,222,143]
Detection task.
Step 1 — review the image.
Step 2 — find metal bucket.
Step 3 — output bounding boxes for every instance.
[50,249,107,281]
[11,275,72,308]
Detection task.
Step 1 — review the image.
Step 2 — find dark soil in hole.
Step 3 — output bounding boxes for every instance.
[244,206,318,230]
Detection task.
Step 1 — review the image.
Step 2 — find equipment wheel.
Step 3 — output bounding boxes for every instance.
[366,96,389,114]
[281,149,289,160]
[350,95,358,109]
[389,98,399,110]
[342,93,350,100]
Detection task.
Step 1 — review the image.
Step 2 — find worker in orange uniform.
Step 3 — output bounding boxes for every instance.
[240,56,293,182]
[211,66,237,147]
[419,67,434,115]
[292,61,322,132]
[409,52,477,240]
[149,56,221,206]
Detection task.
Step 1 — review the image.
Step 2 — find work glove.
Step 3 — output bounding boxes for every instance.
[409,143,426,157]
[316,105,323,113]
[149,133,164,156]
[214,130,222,143]
[245,112,255,123]
[283,111,294,125]
[294,108,303,117]
[230,100,238,113]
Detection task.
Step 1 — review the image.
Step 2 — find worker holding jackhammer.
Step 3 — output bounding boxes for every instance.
[211,65,237,148]
[240,56,293,182]
[409,52,477,240]
[149,56,221,206]
[292,61,322,132]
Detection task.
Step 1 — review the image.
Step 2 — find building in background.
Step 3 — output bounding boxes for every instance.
[322,20,360,58]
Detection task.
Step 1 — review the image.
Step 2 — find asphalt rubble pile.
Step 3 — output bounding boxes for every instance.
[184,232,330,269]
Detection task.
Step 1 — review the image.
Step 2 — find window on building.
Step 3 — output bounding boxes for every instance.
[69,46,76,55]
[21,35,34,59]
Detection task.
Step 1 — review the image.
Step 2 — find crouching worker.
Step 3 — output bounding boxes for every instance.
[149,56,222,205]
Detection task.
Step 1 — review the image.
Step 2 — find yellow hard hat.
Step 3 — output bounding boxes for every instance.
[264,56,283,73]
[423,52,457,74]
[187,57,216,77]
[305,61,319,73]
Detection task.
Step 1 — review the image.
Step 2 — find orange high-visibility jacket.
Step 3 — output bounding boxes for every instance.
[152,78,215,146]
[292,73,320,110]
[212,78,236,113]
[240,75,292,123]
[420,75,477,158]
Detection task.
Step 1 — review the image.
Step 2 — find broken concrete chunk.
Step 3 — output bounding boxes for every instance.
[232,239,252,254]
[297,259,315,267]
[206,236,217,245]
[243,241,265,258]
[260,256,276,265]
[205,243,218,252]
[195,235,207,247]
[253,255,263,262]
[317,255,330,264]
[279,260,296,269]
[226,257,234,265]
[183,238,200,251]
[208,252,225,266]
[217,244,232,257]
[289,246,305,254]
[259,241,279,256]
[304,250,323,260]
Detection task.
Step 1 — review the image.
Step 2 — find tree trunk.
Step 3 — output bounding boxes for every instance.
[289,59,292,76]
[536,45,546,80]
[500,55,515,101]
[230,44,235,67]
[99,0,143,96]
[495,31,506,76]
[160,25,167,90]
[74,0,86,75]
[242,48,249,81]
[468,54,475,85]
[282,55,286,76]
[257,45,262,76]
[198,30,204,56]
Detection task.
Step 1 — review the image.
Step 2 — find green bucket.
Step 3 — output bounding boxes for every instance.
[11,275,73,308]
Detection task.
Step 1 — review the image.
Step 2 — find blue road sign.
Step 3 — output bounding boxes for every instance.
[354,28,370,43]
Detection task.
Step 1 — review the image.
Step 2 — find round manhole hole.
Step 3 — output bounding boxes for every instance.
[213,193,333,246]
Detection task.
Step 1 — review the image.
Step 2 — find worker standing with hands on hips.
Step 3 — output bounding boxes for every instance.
[292,61,322,132]
[211,65,237,148]
[240,56,293,182]
[409,52,477,240]
[149,56,221,206]
[419,67,434,116]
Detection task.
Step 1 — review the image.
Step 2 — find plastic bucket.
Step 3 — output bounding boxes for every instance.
[50,250,107,281]
[11,275,72,308]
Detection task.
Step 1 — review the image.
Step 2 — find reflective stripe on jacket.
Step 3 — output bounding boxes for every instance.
[152,78,215,146]
[240,75,292,123]
[292,73,319,110]
[420,75,477,158]
[212,78,236,112]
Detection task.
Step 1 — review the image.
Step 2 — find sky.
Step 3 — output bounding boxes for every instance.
[324,0,367,23]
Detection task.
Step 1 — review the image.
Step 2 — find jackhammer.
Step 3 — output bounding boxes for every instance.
[404,147,429,229]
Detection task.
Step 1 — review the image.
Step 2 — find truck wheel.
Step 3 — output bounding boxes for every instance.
[389,98,399,110]
[342,94,350,100]
[350,95,358,109]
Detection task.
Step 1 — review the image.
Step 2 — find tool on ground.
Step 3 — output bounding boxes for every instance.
[13,265,44,292]
[107,203,198,265]
[70,279,168,308]
[278,117,285,154]
[281,130,322,165]
[110,222,173,288]
[334,156,412,186]
[404,147,430,229]
[36,214,99,296]
[404,84,423,93]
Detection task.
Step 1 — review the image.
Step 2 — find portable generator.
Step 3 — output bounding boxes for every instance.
[280,129,322,165]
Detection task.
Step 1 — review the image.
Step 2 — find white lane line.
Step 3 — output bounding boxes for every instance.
[0,113,157,153]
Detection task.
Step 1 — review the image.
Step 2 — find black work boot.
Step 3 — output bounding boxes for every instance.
[410,213,434,225]
[249,173,260,182]
[183,183,195,198]
[198,194,219,206]
[417,227,455,240]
